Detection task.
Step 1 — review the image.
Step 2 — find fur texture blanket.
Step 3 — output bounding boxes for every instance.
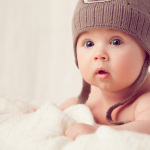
[0,98,150,150]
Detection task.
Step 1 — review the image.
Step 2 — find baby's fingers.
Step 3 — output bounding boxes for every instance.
[65,126,79,140]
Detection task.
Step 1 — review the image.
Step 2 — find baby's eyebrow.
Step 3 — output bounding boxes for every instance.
[83,30,90,34]
[79,32,90,39]
[80,31,90,37]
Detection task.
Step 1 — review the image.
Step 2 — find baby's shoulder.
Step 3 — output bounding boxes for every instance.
[60,97,78,110]
[136,92,150,108]
[134,92,150,120]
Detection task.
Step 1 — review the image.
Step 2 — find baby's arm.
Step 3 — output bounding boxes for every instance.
[60,98,99,139]
[61,98,100,140]
[65,123,99,140]
[112,120,150,133]
[64,93,150,140]
[112,92,150,133]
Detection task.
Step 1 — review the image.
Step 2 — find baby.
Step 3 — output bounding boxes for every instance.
[60,0,150,140]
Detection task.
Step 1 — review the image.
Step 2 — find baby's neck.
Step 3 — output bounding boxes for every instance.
[88,85,136,106]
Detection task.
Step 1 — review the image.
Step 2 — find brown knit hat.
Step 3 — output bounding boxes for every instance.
[72,0,150,125]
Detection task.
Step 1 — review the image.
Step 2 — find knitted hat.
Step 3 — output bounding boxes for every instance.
[72,0,150,125]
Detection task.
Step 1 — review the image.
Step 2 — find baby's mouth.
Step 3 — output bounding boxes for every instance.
[98,70,108,74]
[96,69,110,79]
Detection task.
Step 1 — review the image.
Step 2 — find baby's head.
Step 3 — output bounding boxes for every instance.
[72,0,150,124]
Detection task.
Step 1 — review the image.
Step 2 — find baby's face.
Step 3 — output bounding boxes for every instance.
[76,28,146,92]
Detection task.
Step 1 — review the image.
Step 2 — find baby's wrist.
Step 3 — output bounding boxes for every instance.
[94,124,100,130]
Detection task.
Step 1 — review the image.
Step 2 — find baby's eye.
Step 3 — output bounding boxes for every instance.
[84,41,94,48]
[110,39,122,46]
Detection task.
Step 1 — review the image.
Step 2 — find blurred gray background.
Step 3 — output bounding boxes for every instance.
[0,0,82,107]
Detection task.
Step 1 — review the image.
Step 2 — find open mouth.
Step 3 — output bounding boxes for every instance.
[96,69,110,79]
[98,70,108,74]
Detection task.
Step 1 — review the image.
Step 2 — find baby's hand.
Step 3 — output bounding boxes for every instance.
[28,108,38,113]
[65,123,99,140]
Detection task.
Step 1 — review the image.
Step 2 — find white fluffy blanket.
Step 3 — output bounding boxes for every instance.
[0,98,150,150]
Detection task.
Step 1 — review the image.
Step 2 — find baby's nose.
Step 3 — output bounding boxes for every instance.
[94,51,109,61]
[94,56,108,61]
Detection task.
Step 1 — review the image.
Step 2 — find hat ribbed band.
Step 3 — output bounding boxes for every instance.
[72,1,150,59]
